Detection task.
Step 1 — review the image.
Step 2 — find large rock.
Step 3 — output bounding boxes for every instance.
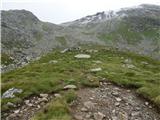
[74,54,91,59]
[2,88,23,98]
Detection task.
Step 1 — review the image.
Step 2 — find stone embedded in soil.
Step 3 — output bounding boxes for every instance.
[81,107,88,112]
[145,102,149,106]
[74,54,91,59]
[14,109,20,114]
[93,112,105,120]
[90,67,102,72]
[112,91,119,96]
[115,102,120,106]
[54,93,62,98]
[7,102,15,107]
[115,97,122,102]
[64,85,77,89]
[40,93,48,98]
[84,101,95,109]
[131,111,140,116]
[74,114,83,120]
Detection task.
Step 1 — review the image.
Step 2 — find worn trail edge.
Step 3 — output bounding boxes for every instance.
[70,81,160,120]
[3,81,160,120]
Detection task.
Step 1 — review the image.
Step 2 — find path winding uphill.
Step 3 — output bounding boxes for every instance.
[70,81,160,120]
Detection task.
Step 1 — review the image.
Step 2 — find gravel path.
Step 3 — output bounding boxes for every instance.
[70,81,160,120]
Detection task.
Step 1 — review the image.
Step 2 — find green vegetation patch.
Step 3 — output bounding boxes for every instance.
[1,46,160,113]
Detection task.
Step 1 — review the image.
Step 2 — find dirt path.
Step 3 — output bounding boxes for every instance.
[3,81,160,120]
[70,81,160,120]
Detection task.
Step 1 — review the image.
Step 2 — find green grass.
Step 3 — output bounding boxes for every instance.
[1,46,160,118]
[31,98,72,120]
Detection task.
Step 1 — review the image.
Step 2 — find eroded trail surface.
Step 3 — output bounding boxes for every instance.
[70,81,160,120]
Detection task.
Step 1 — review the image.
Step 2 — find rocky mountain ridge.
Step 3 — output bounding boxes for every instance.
[1,4,160,72]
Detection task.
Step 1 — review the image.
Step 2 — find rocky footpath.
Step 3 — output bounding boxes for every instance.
[2,81,160,120]
[70,81,160,120]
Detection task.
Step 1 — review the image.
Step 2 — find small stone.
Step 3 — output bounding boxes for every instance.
[24,100,30,104]
[149,105,152,108]
[112,116,118,120]
[49,60,58,64]
[116,97,122,102]
[40,93,48,98]
[54,93,62,98]
[115,102,120,106]
[127,90,131,92]
[81,107,88,112]
[64,85,77,89]
[112,109,116,113]
[112,92,119,96]
[85,114,91,118]
[93,112,105,120]
[7,102,15,107]
[61,48,69,53]
[41,97,48,102]
[84,101,95,109]
[74,115,83,120]
[131,111,140,116]
[14,109,20,114]
[90,68,102,72]
[37,105,41,109]
[145,102,149,106]
[75,54,91,59]
[90,97,94,100]
[27,103,33,107]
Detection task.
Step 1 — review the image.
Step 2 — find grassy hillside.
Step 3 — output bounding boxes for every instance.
[1,46,160,119]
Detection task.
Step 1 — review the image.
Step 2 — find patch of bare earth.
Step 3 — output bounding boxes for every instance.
[70,81,160,120]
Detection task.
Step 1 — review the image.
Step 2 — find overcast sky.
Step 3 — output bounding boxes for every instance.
[2,0,160,24]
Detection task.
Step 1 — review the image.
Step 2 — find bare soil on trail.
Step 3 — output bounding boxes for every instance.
[70,81,160,120]
[3,81,160,120]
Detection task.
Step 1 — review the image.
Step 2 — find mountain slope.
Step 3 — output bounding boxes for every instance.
[62,4,160,59]
[1,4,160,72]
